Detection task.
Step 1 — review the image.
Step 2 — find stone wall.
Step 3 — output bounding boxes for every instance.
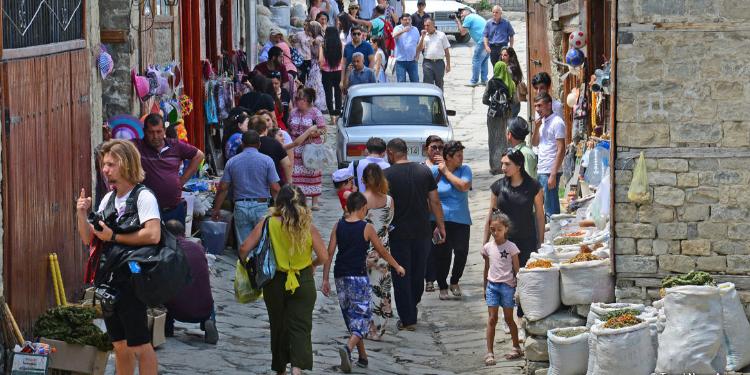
[100,0,140,119]
[614,0,750,313]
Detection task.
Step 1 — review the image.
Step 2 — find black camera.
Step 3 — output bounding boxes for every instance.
[449,12,457,19]
[94,284,119,318]
[88,211,106,231]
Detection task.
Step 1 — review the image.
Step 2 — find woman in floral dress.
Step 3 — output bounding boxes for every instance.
[362,163,394,340]
[305,21,328,112]
[290,87,327,210]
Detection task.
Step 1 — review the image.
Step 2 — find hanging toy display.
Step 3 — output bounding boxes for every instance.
[565,48,585,67]
[569,31,587,49]
[566,89,579,108]
[109,114,144,140]
[180,94,194,117]
[131,69,151,101]
[97,46,114,79]
[175,119,189,142]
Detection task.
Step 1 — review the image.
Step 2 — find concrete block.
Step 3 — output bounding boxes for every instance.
[637,239,654,255]
[697,222,728,240]
[712,240,750,255]
[653,186,685,206]
[670,123,721,144]
[617,255,658,273]
[652,239,678,255]
[617,122,670,147]
[696,256,727,272]
[648,171,677,186]
[615,203,637,223]
[657,223,688,240]
[615,238,636,255]
[727,255,750,274]
[677,204,709,221]
[722,122,750,147]
[638,205,675,223]
[657,158,688,173]
[680,240,711,256]
[676,173,699,188]
[711,205,749,222]
[616,223,656,239]
[525,310,586,337]
[728,223,750,240]
[523,335,548,362]
[659,255,696,273]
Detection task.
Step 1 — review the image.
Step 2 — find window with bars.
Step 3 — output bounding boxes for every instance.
[2,0,84,49]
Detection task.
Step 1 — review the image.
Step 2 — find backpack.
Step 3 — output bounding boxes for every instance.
[290,47,305,68]
[487,79,512,118]
[383,18,396,51]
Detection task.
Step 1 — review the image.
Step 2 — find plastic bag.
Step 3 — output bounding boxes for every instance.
[234,260,262,304]
[559,259,614,306]
[627,152,651,204]
[517,266,560,321]
[547,327,589,375]
[588,321,655,375]
[655,285,724,374]
[583,144,608,187]
[302,141,336,171]
[719,282,750,371]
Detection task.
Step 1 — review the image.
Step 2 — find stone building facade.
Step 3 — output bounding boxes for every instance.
[614,0,750,313]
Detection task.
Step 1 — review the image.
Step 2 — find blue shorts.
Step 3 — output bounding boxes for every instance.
[486,281,515,308]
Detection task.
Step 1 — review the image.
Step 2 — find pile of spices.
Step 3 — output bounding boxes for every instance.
[526,259,554,269]
[602,313,642,329]
[562,231,587,237]
[554,237,584,246]
[554,327,588,338]
[566,253,601,264]
[602,308,641,321]
[661,271,715,289]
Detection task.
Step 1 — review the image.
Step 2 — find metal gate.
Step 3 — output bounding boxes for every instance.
[495,0,525,12]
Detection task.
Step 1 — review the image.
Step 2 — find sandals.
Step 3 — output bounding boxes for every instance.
[449,284,462,297]
[425,281,436,292]
[397,320,416,331]
[438,289,450,300]
[484,352,496,366]
[504,347,524,360]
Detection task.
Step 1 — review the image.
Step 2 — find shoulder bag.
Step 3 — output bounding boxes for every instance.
[244,217,277,289]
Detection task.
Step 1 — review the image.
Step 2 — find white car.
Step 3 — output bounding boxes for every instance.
[404,0,474,43]
[336,83,455,168]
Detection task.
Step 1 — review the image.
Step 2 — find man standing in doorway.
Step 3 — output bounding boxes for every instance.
[212,130,281,245]
[385,138,446,330]
[531,93,565,217]
[411,0,430,32]
[393,14,421,83]
[484,5,515,68]
[136,114,204,225]
[455,8,488,86]
[417,18,451,90]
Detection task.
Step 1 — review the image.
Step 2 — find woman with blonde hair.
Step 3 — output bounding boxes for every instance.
[362,163,395,340]
[240,184,328,375]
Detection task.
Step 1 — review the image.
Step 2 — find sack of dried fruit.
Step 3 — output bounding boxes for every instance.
[547,326,589,375]
[718,282,750,371]
[516,262,560,321]
[655,285,725,374]
[559,258,614,306]
[586,302,646,328]
[588,317,655,375]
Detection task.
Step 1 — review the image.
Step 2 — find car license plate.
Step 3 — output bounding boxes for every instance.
[440,26,459,33]
[408,144,423,157]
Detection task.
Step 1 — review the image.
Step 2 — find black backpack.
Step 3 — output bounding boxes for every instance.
[487,79,512,118]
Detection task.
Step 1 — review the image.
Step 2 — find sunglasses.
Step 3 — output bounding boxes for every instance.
[504,147,521,156]
[429,145,444,151]
[352,32,362,36]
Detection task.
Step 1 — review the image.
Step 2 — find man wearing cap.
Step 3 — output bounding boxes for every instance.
[507,117,537,179]
[211,130,281,245]
[416,18,450,90]
[411,1,430,32]
[393,14,421,83]
[332,169,356,210]
[483,5,515,68]
[136,114,204,225]
[346,137,390,192]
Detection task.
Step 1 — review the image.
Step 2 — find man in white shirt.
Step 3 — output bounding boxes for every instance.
[393,14,421,82]
[416,19,451,90]
[531,92,566,217]
[347,137,390,192]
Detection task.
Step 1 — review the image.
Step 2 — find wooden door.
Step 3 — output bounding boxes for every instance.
[141,0,178,69]
[526,0,551,104]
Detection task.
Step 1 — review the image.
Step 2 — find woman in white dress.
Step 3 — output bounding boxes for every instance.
[362,163,394,340]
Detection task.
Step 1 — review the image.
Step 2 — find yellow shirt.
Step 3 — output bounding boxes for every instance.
[268,216,313,293]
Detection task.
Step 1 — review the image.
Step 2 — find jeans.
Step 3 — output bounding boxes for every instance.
[537,173,563,217]
[389,237,432,326]
[234,201,270,247]
[161,200,187,226]
[395,60,419,83]
[434,222,471,290]
[321,70,342,115]
[471,44,489,84]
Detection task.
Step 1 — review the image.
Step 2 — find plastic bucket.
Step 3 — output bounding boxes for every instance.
[201,220,229,255]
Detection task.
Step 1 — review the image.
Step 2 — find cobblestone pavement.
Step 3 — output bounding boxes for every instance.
[106,13,528,375]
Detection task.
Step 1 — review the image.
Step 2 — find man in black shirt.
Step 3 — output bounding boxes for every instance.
[384,138,446,330]
[251,116,292,184]
[239,73,276,115]
[411,0,430,32]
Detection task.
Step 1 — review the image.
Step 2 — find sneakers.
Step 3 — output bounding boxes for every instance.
[339,346,352,373]
[204,319,219,344]
[397,320,417,331]
[356,357,369,368]
[466,82,479,87]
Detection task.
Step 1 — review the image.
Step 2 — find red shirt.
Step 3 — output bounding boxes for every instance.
[338,188,353,210]
[135,138,199,209]
[253,61,290,83]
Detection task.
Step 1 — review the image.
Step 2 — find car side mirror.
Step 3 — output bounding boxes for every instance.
[446,110,456,116]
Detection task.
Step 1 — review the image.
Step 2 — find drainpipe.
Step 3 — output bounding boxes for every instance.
[248,0,258,69]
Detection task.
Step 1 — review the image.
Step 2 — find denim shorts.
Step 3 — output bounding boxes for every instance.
[486,281,515,308]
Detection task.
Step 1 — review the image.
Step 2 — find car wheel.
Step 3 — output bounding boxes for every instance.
[454,33,471,44]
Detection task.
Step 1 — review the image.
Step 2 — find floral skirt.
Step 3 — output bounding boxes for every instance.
[292,156,322,197]
[366,247,393,336]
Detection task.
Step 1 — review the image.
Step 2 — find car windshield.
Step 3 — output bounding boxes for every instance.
[347,95,447,126]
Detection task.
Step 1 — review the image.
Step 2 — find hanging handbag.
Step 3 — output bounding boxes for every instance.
[244,217,277,289]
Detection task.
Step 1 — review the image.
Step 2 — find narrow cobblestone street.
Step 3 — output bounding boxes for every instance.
[113,14,529,375]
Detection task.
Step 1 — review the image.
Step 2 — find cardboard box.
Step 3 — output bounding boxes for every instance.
[147,309,167,348]
[40,338,109,375]
[11,352,48,374]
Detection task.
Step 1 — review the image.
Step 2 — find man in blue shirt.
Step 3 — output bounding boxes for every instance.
[343,26,375,67]
[484,5,515,68]
[211,130,280,246]
[455,8,488,86]
[342,52,376,94]
[393,14,421,82]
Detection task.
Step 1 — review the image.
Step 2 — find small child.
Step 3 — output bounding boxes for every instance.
[482,212,522,366]
[322,192,406,373]
[332,168,357,211]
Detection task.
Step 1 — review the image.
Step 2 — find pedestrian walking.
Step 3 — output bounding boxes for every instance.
[431,141,472,300]
[136,114,204,225]
[289,87,328,210]
[163,220,218,344]
[507,117,537,179]
[344,26,375,67]
[322,192,405,373]
[482,212,522,366]
[223,111,250,160]
[305,21,328,112]
[333,168,356,211]
[212,130,281,243]
[239,185,328,375]
[269,71,291,128]
[531,92,566,216]
[239,74,275,115]
[76,140,161,375]
[484,148,545,268]
[501,47,525,116]
[320,26,345,123]
[250,116,294,185]
[483,6,515,68]
[370,36,389,83]
[384,138,445,330]
[346,137,390,192]
[342,52,376,94]
[292,23,314,83]
[393,14,420,82]
[455,8,488,86]
[411,0,430,32]
[361,163,395,339]
[483,61,516,174]
[416,19,450,90]
[422,135,444,293]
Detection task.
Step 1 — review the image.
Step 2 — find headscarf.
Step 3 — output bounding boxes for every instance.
[493,61,516,98]
[308,21,324,38]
